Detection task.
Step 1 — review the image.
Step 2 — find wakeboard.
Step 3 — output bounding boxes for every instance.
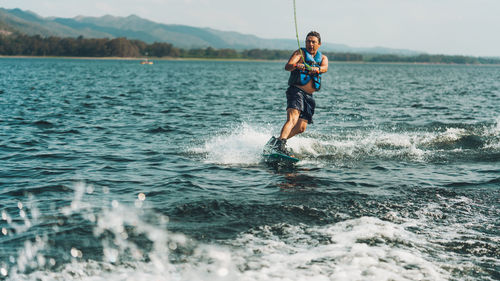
[262,137,300,163]
[263,152,300,163]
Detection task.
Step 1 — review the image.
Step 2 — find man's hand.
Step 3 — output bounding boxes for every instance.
[309,67,320,74]
[296,63,320,74]
[295,63,306,71]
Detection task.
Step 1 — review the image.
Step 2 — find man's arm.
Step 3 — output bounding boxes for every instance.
[318,55,328,74]
[285,50,303,71]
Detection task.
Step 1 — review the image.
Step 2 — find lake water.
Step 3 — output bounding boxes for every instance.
[0,58,499,280]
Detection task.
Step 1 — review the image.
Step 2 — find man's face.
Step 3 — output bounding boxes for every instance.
[305,36,321,54]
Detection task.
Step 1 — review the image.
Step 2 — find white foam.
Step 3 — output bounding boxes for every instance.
[193,123,274,165]
[291,130,428,161]
[286,136,320,157]
[12,180,497,281]
[484,115,500,149]
[229,217,448,281]
[190,120,499,165]
[14,217,452,281]
[6,198,453,281]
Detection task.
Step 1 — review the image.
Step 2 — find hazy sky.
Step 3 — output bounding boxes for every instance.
[1,0,499,57]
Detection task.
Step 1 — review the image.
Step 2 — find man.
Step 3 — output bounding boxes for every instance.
[268,31,329,155]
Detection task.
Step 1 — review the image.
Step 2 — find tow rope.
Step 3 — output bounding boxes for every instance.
[293,0,312,71]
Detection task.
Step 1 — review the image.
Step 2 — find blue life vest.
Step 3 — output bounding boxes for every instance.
[288,48,323,91]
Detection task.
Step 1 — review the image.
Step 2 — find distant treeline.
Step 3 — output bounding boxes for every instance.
[366,54,500,64]
[0,33,362,61]
[1,33,499,64]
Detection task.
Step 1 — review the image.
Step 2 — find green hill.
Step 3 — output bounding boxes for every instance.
[0,7,420,55]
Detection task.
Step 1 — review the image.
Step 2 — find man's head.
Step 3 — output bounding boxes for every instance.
[305,31,321,55]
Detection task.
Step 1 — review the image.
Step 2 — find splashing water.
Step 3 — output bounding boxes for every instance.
[190,121,499,165]
[3,183,463,281]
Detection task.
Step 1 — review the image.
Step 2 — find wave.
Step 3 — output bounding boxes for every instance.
[7,183,496,281]
[3,182,497,280]
[6,218,451,281]
[189,120,500,165]
[32,120,54,128]
[144,126,175,134]
[189,123,274,165]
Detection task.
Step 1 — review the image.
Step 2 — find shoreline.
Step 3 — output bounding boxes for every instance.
[1,55,499,66]
[0,55,277,62]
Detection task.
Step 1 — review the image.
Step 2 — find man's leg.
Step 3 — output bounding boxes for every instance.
[279,108,301,140]
[287,118,308,139]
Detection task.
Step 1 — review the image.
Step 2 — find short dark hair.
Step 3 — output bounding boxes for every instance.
[306,31,321,44]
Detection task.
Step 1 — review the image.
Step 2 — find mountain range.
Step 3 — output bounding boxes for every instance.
[0,8,421,55]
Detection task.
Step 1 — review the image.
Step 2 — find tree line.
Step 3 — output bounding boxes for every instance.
[0,33,363,61]
[0,34,179,58]
[366,54,500,64]
[1,33,499,64]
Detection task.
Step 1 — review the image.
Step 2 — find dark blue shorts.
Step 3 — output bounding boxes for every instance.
[286,86,316,124]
